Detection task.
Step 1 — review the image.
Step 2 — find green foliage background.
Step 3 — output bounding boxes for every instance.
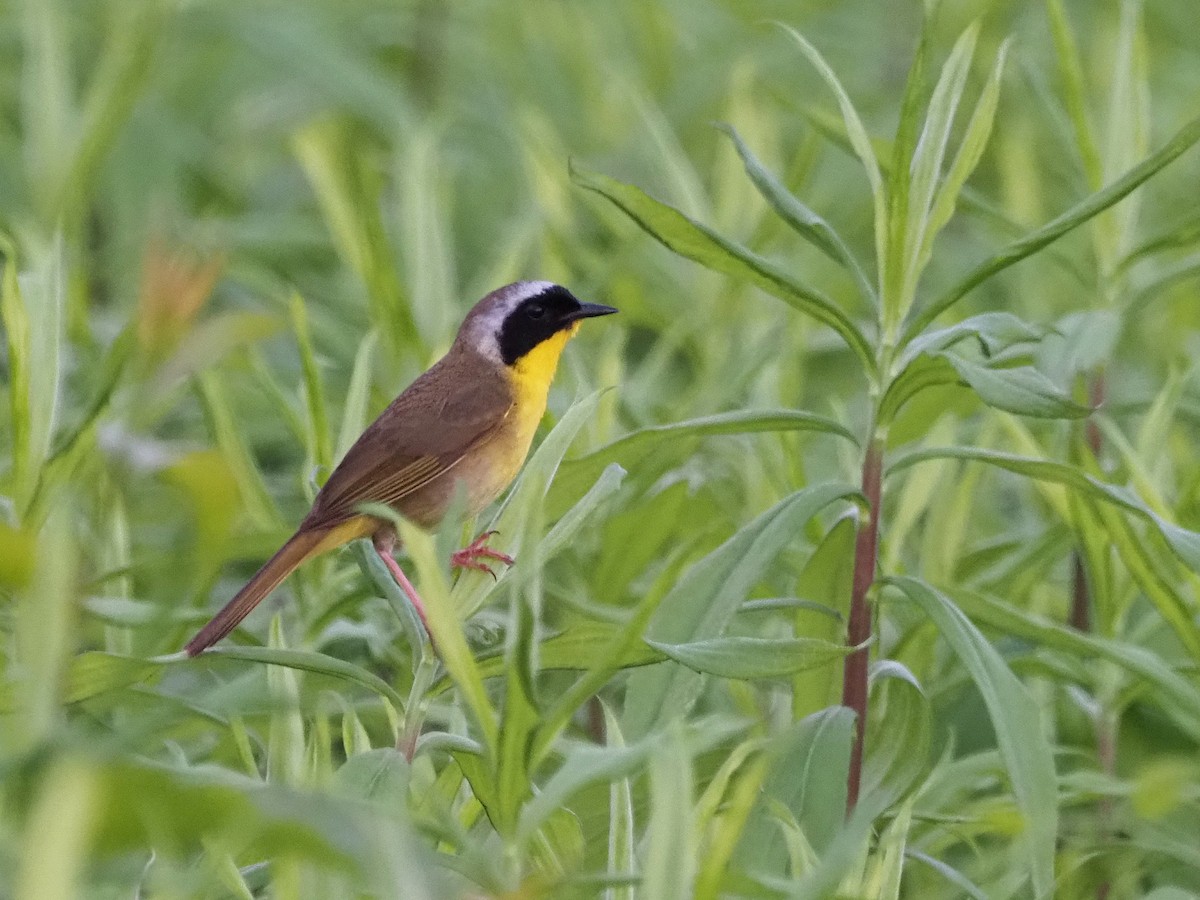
[2,0,1200,897]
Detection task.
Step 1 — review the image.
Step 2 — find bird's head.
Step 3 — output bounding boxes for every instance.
[458,281,617,383]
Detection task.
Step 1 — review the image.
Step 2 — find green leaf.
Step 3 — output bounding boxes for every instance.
[918,38,1010,276]
[531,582,678,765]
[571,162,875,372]
[65,652,160,705]
[397,519,498,751]
[694,739,771,900]
[515,717,743,847]
[941,354,1091,419]
[740,706,855,868]
[646,636,852,680]
[778,25,887,289]
[2,239,66,516]
[792,516,856,719]
[896,312,1043,372]
[717,123,875,304]
[897,23,979,323]
[293,117,415,351]
[883,19,930,334]
[265,619,305,786]
[884,576,1057,897]
[604,704,636,900]
[10,506,76,752]
[1047,0,1103,191]
[904,112,1200,340]
[879,353,961,425]
[1038,309,1121,380]
[952,587,1200,741]
[290,293,333,473]
[551,409,855,509]
[887,445,1200,575]
[861,661,931,810]
[335,330,379,464]
[183,645,407,713]
[516,462,625,591]
[494,495,545,836]
[440,621,665,696]
[641,725,697,900]
[334,748,409,809]
[196,370,283,532]
[623,483,861,738]
[1091,498,1200,662]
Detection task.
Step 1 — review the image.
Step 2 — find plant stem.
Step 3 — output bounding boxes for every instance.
[843,436,883,813]
[1069,371,1107,631]
[398,652,437,761]
[1072,369,1113,900]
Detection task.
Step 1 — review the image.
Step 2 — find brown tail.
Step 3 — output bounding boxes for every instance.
[185,529,328,656]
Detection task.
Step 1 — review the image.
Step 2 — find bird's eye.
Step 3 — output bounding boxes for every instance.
[526,303,546,320]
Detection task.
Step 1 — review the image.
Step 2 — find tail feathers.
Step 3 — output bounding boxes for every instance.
[185,529,327,656]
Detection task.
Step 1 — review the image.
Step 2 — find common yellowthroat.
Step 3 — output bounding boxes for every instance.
[185,281,616,655]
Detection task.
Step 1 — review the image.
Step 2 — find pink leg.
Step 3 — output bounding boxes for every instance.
[373,533,432,638]
[451,530,515,579]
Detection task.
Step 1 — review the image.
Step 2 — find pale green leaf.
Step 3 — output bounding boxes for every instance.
[571,162,875,371]
[646,636,852,680]
[884,576,1057,896]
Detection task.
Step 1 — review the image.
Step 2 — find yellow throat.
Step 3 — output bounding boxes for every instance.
[508,323,579,416]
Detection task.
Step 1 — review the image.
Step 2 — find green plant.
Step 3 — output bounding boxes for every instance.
[576,6,1200,895]
[3,1,1200,897]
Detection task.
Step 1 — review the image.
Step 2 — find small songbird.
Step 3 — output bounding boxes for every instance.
[185,281,617,655]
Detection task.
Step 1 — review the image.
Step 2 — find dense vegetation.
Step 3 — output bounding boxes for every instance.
[2,1,1200,897]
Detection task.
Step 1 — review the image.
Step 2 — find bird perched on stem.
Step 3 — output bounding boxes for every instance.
[185,281,617,655]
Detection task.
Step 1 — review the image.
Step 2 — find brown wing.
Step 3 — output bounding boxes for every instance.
[301,347,513,530]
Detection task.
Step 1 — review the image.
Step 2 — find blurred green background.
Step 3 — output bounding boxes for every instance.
[3,0,1200,896]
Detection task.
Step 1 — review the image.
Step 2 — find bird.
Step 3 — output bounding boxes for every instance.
[184,281,617,656]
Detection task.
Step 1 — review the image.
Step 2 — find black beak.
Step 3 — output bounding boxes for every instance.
[569,302,619,321]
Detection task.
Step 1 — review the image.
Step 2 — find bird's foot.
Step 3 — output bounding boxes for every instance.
[451,530,515,579]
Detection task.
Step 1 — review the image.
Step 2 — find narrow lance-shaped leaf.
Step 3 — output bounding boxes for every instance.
[645,635,855,680]
[903,113,1200,341]
[1047,0,1103,191]
[641,725,698,900]
[176,645,408,715]
[551,408,856,507]
[884,576,1057,897]
[860,661,931,811]
[887,445,1200,572]
[335,330,378,463]
[917,39,1010,280]
[1092,496,1200,661]
[398,518,499,751]
[717,123,876,305]
[623,483,862,738]
[942,353,1091,419]
[1,248,33,503]
[955,586,1200,740]
[290,294,332,473]
[884,17,931,331]
[604,704,636,900]
[898,23,979,323]
[571,163,875,373]
[894,311,1043,373]
[778,24,888,290]
[494,486,546,835]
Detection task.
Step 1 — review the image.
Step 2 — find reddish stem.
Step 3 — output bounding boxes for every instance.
[843,439,883,814]
[1068,372,1105,633]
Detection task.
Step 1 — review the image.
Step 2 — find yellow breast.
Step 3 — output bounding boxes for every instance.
[402,324,578,527]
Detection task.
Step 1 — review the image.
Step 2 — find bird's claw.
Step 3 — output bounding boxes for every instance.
[451,530,515,579]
